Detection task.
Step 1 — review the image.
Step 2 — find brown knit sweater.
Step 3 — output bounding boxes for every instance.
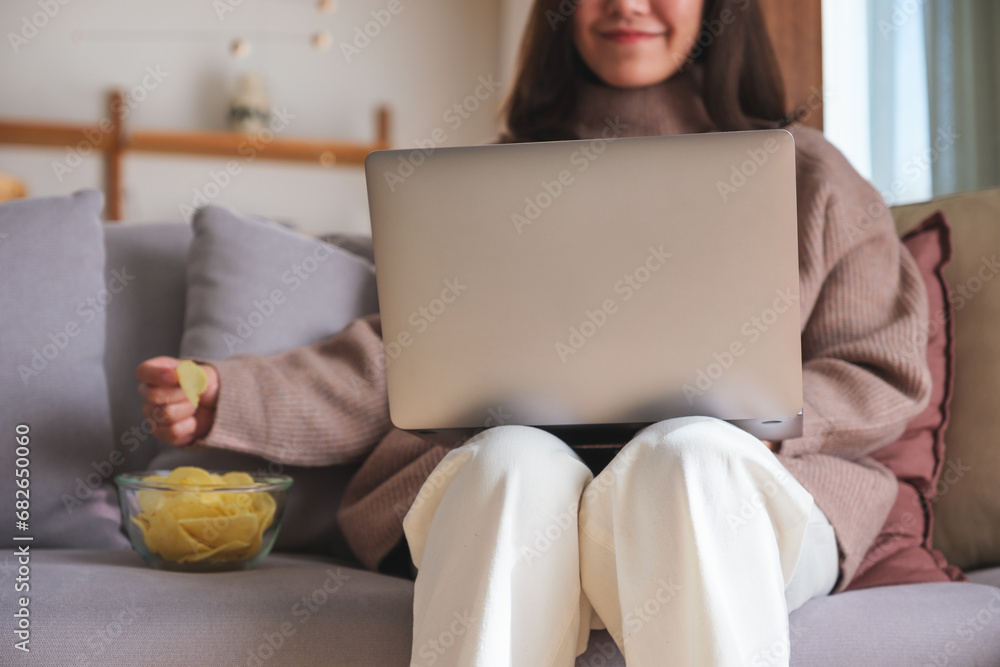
[201,81,931,593]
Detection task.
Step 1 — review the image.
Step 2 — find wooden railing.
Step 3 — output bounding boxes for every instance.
[0,90,392,220]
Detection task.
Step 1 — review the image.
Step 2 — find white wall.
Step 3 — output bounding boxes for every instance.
[0,0,505,234]
[498,0,533,85]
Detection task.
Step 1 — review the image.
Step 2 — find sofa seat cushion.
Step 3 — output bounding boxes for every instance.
[0,550,413,666]
[967,566,1000,588]
[788,581,1000,665]
[578,582,1000,666]
[5,552,1000,666]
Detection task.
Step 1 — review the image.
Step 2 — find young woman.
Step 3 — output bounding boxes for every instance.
[138,0,931,664]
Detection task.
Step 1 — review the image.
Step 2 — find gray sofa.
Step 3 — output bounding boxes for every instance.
[3,191,1000,666]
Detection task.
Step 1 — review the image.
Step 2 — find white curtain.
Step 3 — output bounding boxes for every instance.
[866,0,932,206]
[924,1,1000,196]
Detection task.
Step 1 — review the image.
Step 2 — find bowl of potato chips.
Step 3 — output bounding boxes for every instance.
[115,466,293,572]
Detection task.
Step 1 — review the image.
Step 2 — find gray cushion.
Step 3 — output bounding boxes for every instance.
[578,582,1000,665]
[103,222,193,474]
[788,582,1000,665]
[967,566,1000,588]
[317,232,374,266]
[3,551,1000,665]
[180,205,378,360]
[0,550,412,665]
[0,190,129,548]
[148,206,379,557]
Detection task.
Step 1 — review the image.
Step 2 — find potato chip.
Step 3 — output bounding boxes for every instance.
[168,494,225,519]
[137,488,166,514]
[142,511,210,562]
[180,514,258,549]
[161,466,216,486]
[186,540,253,563]
[220,471,255,487]
[176,360,209,408]
[252,493,277,527]
[131,466,277,566]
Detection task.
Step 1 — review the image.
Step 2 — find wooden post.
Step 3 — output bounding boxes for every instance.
[105,90,125,221]
[376,105,391,149]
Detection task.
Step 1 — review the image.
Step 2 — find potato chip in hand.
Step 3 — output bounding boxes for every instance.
[176,360,209,408]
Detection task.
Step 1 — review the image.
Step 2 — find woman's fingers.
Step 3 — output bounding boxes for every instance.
[136,356,182,386]
[140,403,206,447]
[158,415,199,446]
[138,383,187,406]
[136,356,219,447]
[142,400,196,423]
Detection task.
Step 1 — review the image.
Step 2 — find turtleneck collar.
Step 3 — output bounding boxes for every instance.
[570,66,718,140]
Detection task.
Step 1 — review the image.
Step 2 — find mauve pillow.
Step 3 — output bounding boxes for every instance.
[846,212,965,589]
[891,187,1000,572]
[148,206,378,557]
[0,190,129,548]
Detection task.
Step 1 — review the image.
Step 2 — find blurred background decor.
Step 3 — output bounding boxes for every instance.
[0,0,997,233]
[0,0,500,233]
[228,72,273,134]
[0,172,27,202]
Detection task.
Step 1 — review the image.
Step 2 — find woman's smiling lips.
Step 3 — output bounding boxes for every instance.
[599,29,664,45]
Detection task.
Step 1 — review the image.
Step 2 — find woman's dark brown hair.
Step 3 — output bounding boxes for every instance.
[502,0,790,141]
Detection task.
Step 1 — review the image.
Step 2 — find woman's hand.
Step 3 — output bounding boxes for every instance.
[137,357,220,447]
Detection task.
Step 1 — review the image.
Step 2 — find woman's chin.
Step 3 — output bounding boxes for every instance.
[589,65,679,89]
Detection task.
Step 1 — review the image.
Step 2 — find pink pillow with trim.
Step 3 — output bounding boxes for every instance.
[846,211,965,589]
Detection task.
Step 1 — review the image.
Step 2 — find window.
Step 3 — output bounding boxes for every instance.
[823,0,931,206]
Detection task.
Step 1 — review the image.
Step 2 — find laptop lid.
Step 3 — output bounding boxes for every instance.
[365,129,802,444]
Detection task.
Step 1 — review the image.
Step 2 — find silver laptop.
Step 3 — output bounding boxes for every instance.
[364,129,802,445]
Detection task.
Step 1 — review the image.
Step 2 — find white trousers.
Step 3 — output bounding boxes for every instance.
[403,417,839,667]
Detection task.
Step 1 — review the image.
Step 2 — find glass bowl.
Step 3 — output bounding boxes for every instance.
[115,469,293,573]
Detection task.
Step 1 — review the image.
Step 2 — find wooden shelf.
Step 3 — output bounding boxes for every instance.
[0,121,116,150]
[129,127,388,166]
[0,90,392,220]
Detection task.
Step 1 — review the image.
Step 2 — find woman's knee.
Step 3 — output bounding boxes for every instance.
[444,425,589,502]
[629,416,770,463]
[595,417,775,493]
[404,426,587,561]
[463,424,580,472]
